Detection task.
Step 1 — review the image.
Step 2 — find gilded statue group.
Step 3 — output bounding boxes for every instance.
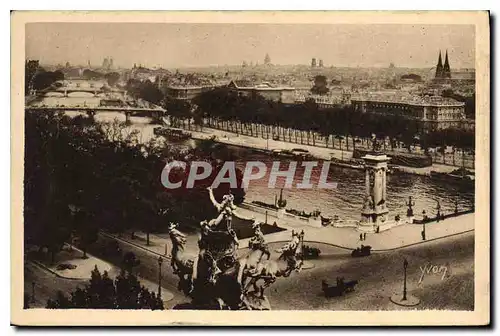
[167,187,305,310]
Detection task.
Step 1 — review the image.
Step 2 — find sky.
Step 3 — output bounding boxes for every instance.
[25,23,475,69]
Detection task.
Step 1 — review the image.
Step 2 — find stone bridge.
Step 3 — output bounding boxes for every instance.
[35,87,126,98]
[25,105,166,123]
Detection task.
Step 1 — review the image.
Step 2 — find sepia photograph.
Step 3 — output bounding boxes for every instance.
[10,10,490,326]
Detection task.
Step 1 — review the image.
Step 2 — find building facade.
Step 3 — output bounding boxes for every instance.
[294,90,352,108]
[351,95,467,130]
[165,85,216,101]
[227,80,296,104]
[433,50,475,86]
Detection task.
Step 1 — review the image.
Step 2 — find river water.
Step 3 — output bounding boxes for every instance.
[35,96,475,222]
[226,149,474,221]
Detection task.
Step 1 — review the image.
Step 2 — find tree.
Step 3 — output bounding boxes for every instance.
[24,106,248,248]
[264,53,271,65]
[82,69,104,80]
[104,72,120,86]
[400,74,422,82]
[311,75,329,95]
[125,79,163,105]
[46,291,72,309]
[25,60,40,93]
[31,70,65,90]
[78,220,99,259]
[46,267,164,310]
[105,72,121,87]
[164,98,192,127]
[122,252,141,274]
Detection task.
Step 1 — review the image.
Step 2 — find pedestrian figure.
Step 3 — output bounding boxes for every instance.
[363,233,367,241]
[359,233,363,241]
[421,230,426,241]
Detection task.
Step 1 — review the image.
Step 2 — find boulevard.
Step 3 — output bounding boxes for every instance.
[25,228,474,310]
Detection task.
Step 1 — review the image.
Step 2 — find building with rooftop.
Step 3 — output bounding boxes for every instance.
[294,90,352,108]
[164,85,218,101]
[351,94,467,130]
[227,80,296,104]
[433,50,475,86]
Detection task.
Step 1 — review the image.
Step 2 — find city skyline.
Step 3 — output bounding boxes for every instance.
[26,23,475,69]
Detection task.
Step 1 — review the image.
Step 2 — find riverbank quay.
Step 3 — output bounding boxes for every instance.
[182,126,471,177]
[100,210,474,257]
[233,208,475,251]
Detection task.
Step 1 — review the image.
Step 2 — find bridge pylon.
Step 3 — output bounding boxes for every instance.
[125,112,131,124]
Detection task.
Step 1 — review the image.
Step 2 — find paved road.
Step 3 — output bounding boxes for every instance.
[25,228,474,310]
[24,262,87,308]
[265,231,475,310]
[90,229,474,310]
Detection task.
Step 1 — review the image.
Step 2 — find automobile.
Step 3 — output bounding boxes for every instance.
[56,263,77,271]
[301,245,321,259]
[351,245,372,258]
[291,148,309,153]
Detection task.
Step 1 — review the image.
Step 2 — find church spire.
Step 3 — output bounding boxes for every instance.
[435,50,443,78]
[443,50,451,78]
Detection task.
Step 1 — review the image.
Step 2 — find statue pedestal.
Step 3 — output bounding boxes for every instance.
[308,216,323,228]
[358,153,393,233]
[358,208,390,233]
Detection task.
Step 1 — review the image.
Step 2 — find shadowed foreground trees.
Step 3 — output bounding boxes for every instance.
[24,110,245,263]
[46,266,164,310]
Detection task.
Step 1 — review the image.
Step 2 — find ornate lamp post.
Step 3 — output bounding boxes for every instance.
[402,258,408,301]
[157,256,163,298]
[390,257,420,306]
[436,200,441,222]
[406,196,415,217]
[422,210,427,241]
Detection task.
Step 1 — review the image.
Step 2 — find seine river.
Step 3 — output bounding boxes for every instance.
[35,95,475,222]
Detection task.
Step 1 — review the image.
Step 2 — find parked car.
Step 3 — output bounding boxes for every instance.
[56,263,77,271]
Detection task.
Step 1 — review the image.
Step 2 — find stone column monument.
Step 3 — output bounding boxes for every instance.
[358,154,391,233]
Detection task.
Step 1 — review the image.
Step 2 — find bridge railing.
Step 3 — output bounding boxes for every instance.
[25,105,165,112]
